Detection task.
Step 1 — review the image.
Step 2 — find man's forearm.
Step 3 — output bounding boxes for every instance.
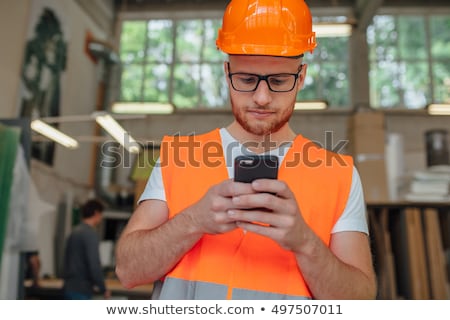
[295,234,377,299]
[116,210,203,289]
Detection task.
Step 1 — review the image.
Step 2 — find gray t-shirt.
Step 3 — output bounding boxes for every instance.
[62,223,106,296]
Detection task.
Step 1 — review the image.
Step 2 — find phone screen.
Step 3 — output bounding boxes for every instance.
[234,155,278,183]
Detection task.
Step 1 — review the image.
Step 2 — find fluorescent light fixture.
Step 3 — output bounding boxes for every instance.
[313,23,352,37]
[427,103,450,115]
[112,102,174,114]
[30,120,79,149]
[294,101,328,111]
[93,112,141,154]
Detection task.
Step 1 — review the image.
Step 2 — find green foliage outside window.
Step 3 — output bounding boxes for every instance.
[118,14,450,111]
[300,36,350,107]
[368,14,450,109]
[118,17,351,111]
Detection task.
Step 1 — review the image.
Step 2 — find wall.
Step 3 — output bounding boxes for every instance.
[0,0,115,205]
[0,1,29,118]
[386,114,450,175]
[0,0,115,281]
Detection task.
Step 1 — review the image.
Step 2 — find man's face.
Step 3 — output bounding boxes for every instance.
[94,210,103,226]
[226,55,306,136]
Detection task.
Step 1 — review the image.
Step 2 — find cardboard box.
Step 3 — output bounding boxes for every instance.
[356,158,389,203]
[348,111,385,130]
[348,111,386,155]
[348,111,389,203]
[349,128,385,155]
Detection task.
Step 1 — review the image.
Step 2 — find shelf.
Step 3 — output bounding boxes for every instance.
[103,210,132,220]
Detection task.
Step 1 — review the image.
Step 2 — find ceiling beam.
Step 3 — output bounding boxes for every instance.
[76,0,116,34]
[355,0,384,31]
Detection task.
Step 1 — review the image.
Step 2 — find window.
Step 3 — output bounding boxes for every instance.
[367,14,450,109]
[118,15,351,111]
[300,16,351,108]
[301,36,350,108]
[119,18,227,110]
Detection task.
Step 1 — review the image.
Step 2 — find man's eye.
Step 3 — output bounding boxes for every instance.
[238,76,257,84]
[269,76,289,86]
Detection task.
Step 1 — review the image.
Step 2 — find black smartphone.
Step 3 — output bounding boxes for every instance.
[234,155,278,183]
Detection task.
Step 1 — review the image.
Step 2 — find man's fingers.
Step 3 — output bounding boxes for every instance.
[251,179,292,199]
[217,179,256,197]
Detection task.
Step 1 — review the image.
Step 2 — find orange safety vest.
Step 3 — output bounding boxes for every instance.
[159,128,353,299]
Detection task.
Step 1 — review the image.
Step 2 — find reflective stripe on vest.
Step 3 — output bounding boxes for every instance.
[157,278,310,300]
[160,128,353,299]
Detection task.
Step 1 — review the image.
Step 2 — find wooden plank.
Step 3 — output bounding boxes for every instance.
[369,208,398,299]
[380,208,398,299]
[423,208,449,299]
[390,210,409,299]
[405,208,430,299]
[369,209,388,299]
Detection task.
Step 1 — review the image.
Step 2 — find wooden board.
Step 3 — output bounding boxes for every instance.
[423,208,449,299]
[369,208,398,299]
[405,208,429,299]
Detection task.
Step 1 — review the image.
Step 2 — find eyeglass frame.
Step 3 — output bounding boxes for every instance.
[227,62,304,93]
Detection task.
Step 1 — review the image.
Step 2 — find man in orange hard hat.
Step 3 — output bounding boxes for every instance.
[116,0,377,300]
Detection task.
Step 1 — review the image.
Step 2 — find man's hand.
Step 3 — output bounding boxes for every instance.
[185,179,257,235]
[226,179,309,252]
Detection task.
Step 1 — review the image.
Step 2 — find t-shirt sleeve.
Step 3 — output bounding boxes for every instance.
[137,158,166,204]
[332,166,369,234]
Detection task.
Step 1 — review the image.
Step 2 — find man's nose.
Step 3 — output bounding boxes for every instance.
[252,79,273,105]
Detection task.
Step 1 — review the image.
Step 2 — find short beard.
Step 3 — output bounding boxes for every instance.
[231,98,294,136]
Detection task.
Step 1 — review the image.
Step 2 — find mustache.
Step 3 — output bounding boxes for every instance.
[246,106,275,111]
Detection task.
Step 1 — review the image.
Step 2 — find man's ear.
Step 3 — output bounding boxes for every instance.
[224,61,231,87]
[297,64,307,91]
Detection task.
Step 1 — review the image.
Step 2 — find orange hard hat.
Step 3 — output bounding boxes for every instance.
[216,0,317,57]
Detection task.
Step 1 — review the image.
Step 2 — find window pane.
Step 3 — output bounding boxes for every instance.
[143,64,170,102]
[299,33,350,107]
[321,62,349,107]
[147,20,174,63]
[430,16,450,59]
[120,63,144,101]
[173,64,199,108]
[199,64,228,108]
[370,61,401,108]
[369,14,450,109]
[398,16,426,59]
[433,62,450,103]
[298,62,320,101]
[120,21,146,63]
[401,62,429,109]
[368,16,398,61]
[314,37,348,61]
[176,20,202,62]
[203,19,226,62]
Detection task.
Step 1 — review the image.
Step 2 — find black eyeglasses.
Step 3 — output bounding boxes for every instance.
[227,62,303,93]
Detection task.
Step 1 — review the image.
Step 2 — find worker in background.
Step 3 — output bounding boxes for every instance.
[115,0,377,300]
[24,251,41,287]
[62,199,111,299]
